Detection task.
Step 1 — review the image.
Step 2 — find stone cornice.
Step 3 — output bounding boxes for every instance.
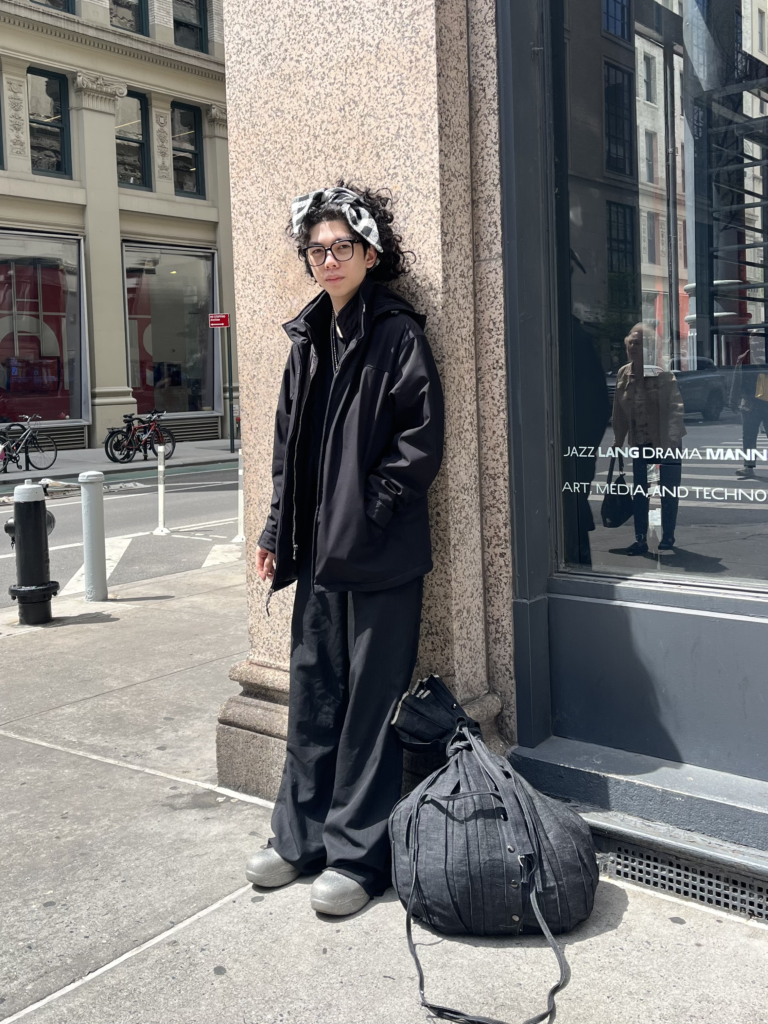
[0,0,225,82]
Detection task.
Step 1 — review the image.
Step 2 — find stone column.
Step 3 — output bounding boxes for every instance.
[1,57,32,176]
[207,0,225,59]
[71,73,137,445]
[203,104,238,437]
[217,0,509,800]
[147,0,175,45]
[148,93,175,197]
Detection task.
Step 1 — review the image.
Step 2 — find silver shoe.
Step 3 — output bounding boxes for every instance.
[310,870,370,916]
[245,846,300,888]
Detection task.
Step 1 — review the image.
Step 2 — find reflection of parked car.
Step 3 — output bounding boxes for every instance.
[606,357,727,421]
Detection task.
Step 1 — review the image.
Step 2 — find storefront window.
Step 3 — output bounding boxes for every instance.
[558,0,768,586]
[123,245,216,415]
[0,232,84,424]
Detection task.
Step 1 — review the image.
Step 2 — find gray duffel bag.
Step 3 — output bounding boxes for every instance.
[389,722,599,1024]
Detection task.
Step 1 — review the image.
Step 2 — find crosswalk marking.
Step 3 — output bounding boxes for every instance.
[59,537,132,596]
[201,543,243,569]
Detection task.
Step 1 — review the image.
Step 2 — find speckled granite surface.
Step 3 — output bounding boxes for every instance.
[219,0,514,792]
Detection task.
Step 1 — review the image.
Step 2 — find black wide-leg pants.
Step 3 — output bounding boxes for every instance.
[269,560,423,897]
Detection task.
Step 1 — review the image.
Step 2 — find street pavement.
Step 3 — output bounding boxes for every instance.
[1,464,767,1023]
[0,439,240,490]
[0,464,241,609]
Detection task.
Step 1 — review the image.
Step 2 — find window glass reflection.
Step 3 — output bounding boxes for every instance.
[124,246,215,415]
[171,105,203,196]
[0,232,83,423]
[110,0,144,33]
[115,94,148,188]
[559,0,768,584]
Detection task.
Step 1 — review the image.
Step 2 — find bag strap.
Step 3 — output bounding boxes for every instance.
[403,729,571,1024]
[605,453,625,485]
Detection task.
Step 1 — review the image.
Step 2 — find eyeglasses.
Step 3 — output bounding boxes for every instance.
[300,239,361,267]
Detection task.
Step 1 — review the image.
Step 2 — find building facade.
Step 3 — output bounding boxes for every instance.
[218,0,768,888]
[0,0,237,450]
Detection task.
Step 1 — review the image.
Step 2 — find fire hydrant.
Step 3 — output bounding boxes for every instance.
[4,479,59,625]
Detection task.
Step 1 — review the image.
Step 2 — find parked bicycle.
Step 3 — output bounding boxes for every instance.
[104,411,176,463]
[0,415,58,474]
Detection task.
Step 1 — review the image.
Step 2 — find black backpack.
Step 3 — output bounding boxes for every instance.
[389,701,599,1024]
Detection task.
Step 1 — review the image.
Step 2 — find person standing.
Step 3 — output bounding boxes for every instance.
[612,323,686,554]
[730,349,768,479]
[245,184,444,917]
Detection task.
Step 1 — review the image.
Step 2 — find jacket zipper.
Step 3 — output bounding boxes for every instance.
[290,352,310,562]
[266,338,310,612]
[309,301,367,587]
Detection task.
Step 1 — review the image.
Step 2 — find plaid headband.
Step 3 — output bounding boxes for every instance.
[291,187,383,253]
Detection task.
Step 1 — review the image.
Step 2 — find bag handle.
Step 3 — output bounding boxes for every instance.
[605,452,625,487]
[403,727,571,1024]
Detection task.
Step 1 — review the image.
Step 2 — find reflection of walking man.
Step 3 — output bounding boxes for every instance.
[612,324,686,555]
[730,350,768,479]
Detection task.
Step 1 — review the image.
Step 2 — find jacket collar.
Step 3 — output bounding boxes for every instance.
[282,278,425,346]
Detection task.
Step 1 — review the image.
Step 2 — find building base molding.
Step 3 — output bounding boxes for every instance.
[217,658,504,802]
[88,386,137,447]
[509,735,768,852]
[216,725,287,803]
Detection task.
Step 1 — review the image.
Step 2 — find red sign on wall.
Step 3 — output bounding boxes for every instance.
[209,313,230,328]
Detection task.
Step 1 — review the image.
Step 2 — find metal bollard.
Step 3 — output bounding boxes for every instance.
[79,471,108,602]
[153,445,171,536]
[4,479,59,625]
[232,449,245,543]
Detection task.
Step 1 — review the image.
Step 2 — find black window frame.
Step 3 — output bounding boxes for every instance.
[602,0,631,41]
[170,102,205,199]
[173,0,208,53]
[643,53,656,103]
[108,0,148,36]
[27,67,72,180]
[30,0,76,13]
[115,90,152,192]
[606,200,638,310]
[646,209,658,264]
[644,130,655,182]
[604,62,635,176]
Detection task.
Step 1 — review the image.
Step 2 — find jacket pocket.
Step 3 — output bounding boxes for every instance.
[366,496,393,529]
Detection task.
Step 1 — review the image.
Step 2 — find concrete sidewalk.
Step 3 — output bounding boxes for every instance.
[1,563,767,1024]
[0,438,240,492]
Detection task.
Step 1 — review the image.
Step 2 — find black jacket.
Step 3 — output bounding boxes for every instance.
[259,278,444,595]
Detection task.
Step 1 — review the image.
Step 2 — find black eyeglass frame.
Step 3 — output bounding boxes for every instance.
[299,238,363,267]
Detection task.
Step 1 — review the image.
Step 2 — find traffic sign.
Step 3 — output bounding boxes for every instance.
[209,313,230,328]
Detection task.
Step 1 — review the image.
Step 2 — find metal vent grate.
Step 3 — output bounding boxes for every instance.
[43,425,87,450]
[596,839,767,922]
[164,417,220,443]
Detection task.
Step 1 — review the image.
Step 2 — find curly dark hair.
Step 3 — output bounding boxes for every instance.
[288,180,412,283]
